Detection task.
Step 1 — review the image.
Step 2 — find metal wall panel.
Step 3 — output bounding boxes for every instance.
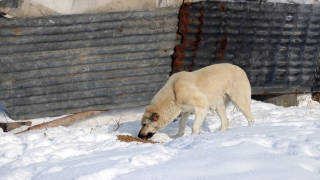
[173,1,320,94]
[0,6,180,119]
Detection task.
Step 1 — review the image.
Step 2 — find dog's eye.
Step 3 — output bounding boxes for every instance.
[142,124,146,126]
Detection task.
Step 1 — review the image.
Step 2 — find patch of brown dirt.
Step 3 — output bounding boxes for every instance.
[116,135,157,144]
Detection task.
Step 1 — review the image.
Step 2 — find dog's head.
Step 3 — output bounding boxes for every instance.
[138,107,163,139]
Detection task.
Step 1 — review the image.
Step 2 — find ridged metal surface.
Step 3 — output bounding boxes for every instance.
[0,6,180,120]
[173,1,320,94]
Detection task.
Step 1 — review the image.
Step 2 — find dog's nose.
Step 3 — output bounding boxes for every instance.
[138,132,155,139]
[138,133,145,139]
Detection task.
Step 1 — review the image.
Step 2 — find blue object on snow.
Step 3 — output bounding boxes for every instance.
[0,102,12,120]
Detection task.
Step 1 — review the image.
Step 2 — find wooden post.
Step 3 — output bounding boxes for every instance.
[0,121,32,132]
[312,92,320,102]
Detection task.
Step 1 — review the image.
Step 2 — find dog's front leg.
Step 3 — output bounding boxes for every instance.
[171,112,190,139]
[192,108,207,135]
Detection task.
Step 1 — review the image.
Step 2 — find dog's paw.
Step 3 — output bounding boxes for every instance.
[248,120,254,125]
[170,134,183,139]
[220,127,228,131]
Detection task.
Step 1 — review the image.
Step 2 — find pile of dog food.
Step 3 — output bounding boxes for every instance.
[116,135,157,144]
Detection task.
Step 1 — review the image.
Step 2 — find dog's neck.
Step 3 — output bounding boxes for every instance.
[151,84,181,128]
[153,100,181,129]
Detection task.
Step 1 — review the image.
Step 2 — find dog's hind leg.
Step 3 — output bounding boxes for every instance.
[216,97,229,131]
[229,90,254,125]
[192,108,207,135]
[171,112,190,139]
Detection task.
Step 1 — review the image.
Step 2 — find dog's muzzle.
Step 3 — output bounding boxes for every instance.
[138,132,155,139]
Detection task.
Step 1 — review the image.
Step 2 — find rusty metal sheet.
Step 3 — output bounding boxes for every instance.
[172,1,320,94]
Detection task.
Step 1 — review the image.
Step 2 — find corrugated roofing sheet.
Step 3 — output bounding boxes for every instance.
[0,6,180,119]
[172,1,320,94]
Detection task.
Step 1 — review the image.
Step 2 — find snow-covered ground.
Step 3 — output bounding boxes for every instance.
[0,94,320,180]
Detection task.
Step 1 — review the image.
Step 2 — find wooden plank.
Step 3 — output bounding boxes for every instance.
[0,121,32,132]
[15,111,103,134]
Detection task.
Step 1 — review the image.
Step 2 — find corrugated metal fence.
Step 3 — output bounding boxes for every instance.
[0,6,180,120]
[172,1,320,94]
[2,1,320,120]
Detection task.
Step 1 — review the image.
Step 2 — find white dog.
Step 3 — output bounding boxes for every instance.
[138,63,254,139]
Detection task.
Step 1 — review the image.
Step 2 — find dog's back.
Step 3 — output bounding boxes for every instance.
[172,63,251,107]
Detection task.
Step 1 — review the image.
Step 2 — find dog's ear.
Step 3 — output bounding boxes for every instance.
[151,113,159,122]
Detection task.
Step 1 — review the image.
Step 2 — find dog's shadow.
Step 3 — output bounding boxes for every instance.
[115,117,220,140]
[159,118,218,137]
